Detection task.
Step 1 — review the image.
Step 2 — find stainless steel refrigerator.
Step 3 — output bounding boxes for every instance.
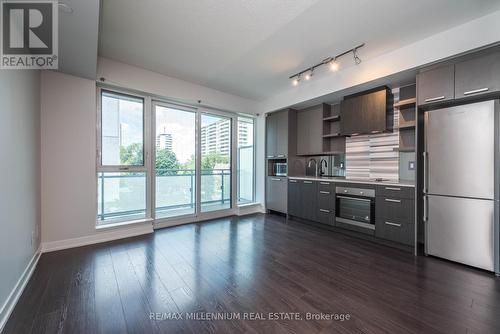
[424,100,499,272]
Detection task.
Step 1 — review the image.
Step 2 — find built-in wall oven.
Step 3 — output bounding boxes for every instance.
[335,186,375,232]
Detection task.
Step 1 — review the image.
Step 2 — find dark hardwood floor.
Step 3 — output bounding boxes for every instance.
[4,213,500,334]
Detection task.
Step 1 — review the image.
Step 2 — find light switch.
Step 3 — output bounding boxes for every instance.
[408,161,415,170]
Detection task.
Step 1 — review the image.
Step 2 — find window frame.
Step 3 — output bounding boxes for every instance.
[237,116,257,205]
[96,87,152,224]
[151,100,198,221]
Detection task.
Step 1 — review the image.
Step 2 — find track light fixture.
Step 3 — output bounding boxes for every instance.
[289,43,365,86]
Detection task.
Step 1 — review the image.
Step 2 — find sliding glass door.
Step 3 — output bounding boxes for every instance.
[153,105,234,221]
[154,103,196,219]
[200,113,232,212]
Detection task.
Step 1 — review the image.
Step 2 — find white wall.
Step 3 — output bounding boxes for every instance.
[41,71,97,243]
[0,70,40,324]
[97,57,259,115]
[259,9,500,112]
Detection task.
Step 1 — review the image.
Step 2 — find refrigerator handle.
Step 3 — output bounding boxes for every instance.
[423,151,428,193]
[423,195,428,222]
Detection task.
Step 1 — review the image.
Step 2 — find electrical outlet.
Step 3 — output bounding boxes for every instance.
[408,161,415,170]
[31,230,35,246]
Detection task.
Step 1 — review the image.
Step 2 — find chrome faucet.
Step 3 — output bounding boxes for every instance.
[319,158,328,176]
[306,158,318,177]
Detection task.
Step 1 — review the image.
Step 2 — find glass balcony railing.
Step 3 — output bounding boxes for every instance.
[97,169,242,223]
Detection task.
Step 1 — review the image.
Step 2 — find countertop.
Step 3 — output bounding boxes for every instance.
[287,175,415,187]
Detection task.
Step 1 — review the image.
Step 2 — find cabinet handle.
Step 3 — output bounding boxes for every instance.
[289,180,297,183]
[423,151,428,193]
[424,96,445,102]
[385,187,400,191]
[319,209,330,213]
[385,221,401,227]
[385,198,401,203]
[277,154,286,158]
[320,191,330,194]
[271,178,281,181]
[303,181,313,184]
[423,195,428,222]
[320,182,329,185]
[463,87,489,95]
[267,155,275,158]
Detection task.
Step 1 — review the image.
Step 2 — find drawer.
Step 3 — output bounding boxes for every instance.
[317,209,334,226]
[318,181,334,193]
[376,219,415,246]
[376,185,414,199]
[376,197,415,223]
[318,192,335,211]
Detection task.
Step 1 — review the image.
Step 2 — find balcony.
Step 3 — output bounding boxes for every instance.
[97,168,251,224]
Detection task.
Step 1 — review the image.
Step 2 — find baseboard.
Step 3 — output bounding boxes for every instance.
[237,203,265,216]
[0,246,41,333]
[41,223,154,253]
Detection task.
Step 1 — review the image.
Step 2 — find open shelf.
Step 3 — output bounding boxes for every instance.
[393,147,415,153]
[322,115,340,122]
[322,103,346,154]
[322,150,345,155]
[322,133,343,138]
[398,122,416,130]
[394,97,416,108]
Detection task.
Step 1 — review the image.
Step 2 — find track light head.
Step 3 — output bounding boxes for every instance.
[353,48,362,65]
[292,75,300,86]
[304,69,313,81]
[329,58,339,71]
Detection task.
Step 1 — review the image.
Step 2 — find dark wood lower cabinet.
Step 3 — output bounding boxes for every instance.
[375,186,415,246]
[301,180,318,221]
[288,179,335,226]
[375,220,414,246]
[288,179,416,248]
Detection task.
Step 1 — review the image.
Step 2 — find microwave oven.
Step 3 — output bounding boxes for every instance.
[273,163,287,176]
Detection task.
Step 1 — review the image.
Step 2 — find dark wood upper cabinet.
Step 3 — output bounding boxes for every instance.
[266,113,277,158]
[266,110,288,158]
[340,87,393,136]
[417,48,500,106]
[296,104,325,156]
[455,51,500,99]
[417,64,455,106]
[275,110,289,157]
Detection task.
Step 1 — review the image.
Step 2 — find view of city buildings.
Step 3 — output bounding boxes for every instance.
[199,118,253,157]
[155,127,173,151]
[155,118,253,158]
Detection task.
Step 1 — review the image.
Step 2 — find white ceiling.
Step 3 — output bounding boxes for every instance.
[99,0,500,101]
